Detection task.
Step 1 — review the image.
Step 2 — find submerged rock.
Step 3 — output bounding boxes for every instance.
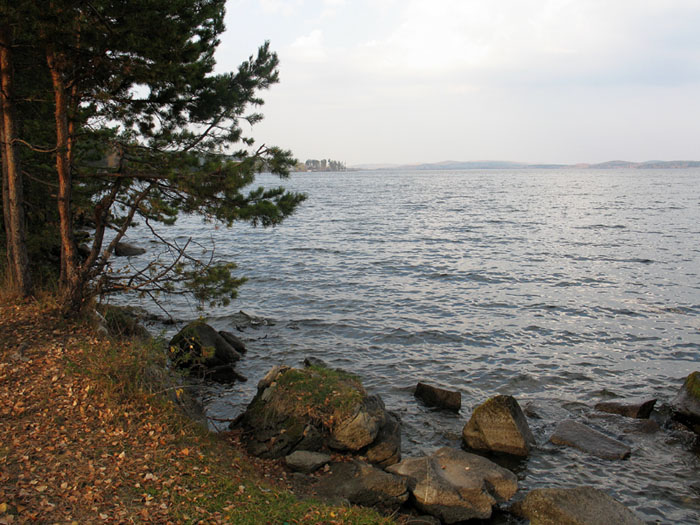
[671,371,700,432]
[594,398,656,419]
[315,460,409,512]
[550,420,631,460]
[511,486,645,525]
[168,321,243,382]
[462,395,535,456]
[414,382,461,412]
[114,241,146,256]
[387,447,517,523]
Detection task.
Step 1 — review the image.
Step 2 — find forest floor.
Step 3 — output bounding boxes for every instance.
[0,297,393,524]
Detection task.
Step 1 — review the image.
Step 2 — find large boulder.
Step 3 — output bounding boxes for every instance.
[387,447,517,523]
[550,420,631,460]
[671,371,700,431]
[414,382,461,412]
[235,365,398,460]
[462,395,535,456]
[594,398,656,419]
[314,460,409,512]
[168,321,243,382]
[511,486,645,525]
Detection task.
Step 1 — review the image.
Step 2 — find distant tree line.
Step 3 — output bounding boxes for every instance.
[0,1,305,314]
[299,159,346,172]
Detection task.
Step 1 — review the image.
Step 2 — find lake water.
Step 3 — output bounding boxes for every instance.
[123,169,700,523]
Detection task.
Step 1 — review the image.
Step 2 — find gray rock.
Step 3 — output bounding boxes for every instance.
[284,450,331,473]
[550,420,631,460]
[315,460,409,512]
[168,321,243,382]
[218,330,247,354]
[671,371,700,431]
[511,486,645,525]
[304,356,329,368]
[387,447,518,523]
[329,395,386,451]
[415,382,461,412]
[114,241,146,256]
[363,411,401,468]
[463,395,535,456]
[594,398,656,419]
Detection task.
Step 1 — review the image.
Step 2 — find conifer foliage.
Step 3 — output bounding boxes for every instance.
[0,1,305,312]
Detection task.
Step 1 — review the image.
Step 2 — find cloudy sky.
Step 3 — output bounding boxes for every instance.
[217,0,700,166]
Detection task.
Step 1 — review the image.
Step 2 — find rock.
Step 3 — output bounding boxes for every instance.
[594,398,656,419]
[236,366,396,460]
[511,486,645,525]
[362,411,401,468]
[671,371,700,430]
[329,395,386,451]
[462,395,535,456]
[218,330,247,354]
[168,321,242,382]
[285,450,331,473]
[114,241,146,256]
[387,447,517,523]
[304,356,329,368]
[414,382,461,412]
[315,460,409,512]
[550,420,631,460]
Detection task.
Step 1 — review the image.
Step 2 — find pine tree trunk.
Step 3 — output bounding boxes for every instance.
[47,48,82,312]
[0,26,32,296]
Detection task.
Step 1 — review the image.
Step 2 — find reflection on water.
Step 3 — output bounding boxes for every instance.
[120,169,700,523]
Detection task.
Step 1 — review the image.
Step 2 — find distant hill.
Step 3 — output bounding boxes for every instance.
[348,160,700,171]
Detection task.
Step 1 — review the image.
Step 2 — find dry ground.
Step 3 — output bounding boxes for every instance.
[0,298,391,524]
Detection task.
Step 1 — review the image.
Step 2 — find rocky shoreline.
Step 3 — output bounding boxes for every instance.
[164,319,700,524]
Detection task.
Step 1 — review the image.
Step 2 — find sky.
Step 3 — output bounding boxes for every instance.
[216,0,700,166]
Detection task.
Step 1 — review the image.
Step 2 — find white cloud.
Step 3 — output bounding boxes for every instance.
[258,0,304,16]
[288,29,328,62]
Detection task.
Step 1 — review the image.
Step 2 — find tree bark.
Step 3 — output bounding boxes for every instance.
[47,48,82,311]
[0,25,32,296]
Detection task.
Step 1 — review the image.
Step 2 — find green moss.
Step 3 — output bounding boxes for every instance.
[268,366,365,429]
[684,372,700,399]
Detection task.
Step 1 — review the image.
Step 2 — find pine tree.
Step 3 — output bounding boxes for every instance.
[2,0,305,312]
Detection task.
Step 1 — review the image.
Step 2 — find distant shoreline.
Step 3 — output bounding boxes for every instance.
[347,160,700,171]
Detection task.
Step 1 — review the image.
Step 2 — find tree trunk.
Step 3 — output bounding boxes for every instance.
[47,48,82,312]
[0,26,32,296]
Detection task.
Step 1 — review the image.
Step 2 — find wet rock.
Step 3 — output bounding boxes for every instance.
[114,241,146,256]
[168,321,243,382]
[315,460,409,512]
[218,330,247,354]
[362,411,401,468]
[462,395,535,456]
[550,420,631,460]
[304,356,329,368]
[285,450,331,473]
[511,486,645,525]
[594,398,656,419]
[329,395,387,451]
[671,371,700,431]
[414,382,461,412]
[387,447,517,523]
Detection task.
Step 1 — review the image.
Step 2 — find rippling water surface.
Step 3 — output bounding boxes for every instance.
[124,169,700,522]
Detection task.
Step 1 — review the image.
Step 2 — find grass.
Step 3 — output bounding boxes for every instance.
[270,366,366,429]
[0,295,395,524]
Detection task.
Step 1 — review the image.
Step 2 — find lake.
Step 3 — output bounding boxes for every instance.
[123,168,700,523]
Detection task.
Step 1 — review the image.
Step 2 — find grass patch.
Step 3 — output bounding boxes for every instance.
[272,366,366,429]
